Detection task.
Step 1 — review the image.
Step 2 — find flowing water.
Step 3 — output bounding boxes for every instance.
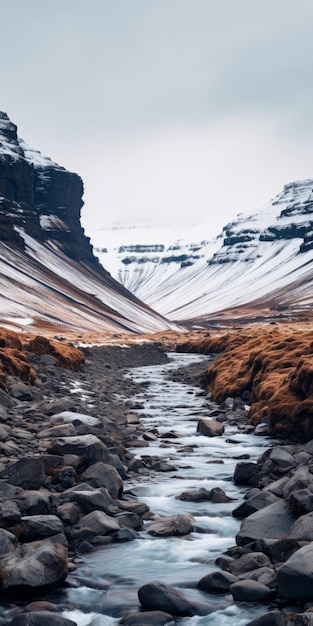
[5,353,275,625]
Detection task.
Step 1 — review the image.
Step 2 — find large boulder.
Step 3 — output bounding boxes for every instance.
[234,462,261,487]
[229,580,273,602]
[197,570,237,593]
[82,462,123,497]
[147,515,193,537]
[48,435,108,463]
[232,491,279,518]
[138,581,199,616]
[236,500,296,546]
[244,611,285,626]
[197,418,224,437]
[9,612,77,626]
[18,515,64,542]
[59,486,115,515]
[72,510,121,543]
[276,542,313,601]
[0,540,68,592]
[0,457,46,489]
[120,611,174,625]
[50,411,102,435]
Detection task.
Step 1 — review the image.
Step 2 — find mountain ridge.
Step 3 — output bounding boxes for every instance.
[0,112,177,334]
[90,179,313,325]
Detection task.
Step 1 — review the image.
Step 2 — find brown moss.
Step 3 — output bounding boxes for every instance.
[0,348,36,389]
[25,336,84,369]
[0,328,84,391]
[180,326,313,442]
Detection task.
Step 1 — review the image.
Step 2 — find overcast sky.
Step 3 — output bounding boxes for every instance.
[1,0,313,238]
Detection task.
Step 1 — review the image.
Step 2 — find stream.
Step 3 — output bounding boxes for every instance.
[6,353,275,625]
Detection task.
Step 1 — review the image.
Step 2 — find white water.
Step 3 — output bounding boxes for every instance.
[62,353,275,625]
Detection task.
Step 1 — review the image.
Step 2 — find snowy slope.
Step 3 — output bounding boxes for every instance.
[88,180,313,322]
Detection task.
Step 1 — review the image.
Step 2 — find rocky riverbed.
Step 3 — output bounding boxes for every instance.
[0,340,313,626]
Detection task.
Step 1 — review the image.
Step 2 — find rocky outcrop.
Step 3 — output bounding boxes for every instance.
[0,112,177,334]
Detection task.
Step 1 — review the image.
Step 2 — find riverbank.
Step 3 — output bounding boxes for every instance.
[0,328,312,625]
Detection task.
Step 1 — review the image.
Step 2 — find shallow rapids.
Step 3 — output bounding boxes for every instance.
[58,353,275,626]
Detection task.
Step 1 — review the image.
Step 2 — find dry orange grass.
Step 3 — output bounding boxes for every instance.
[0,329,84,391]
[178,325,313,442]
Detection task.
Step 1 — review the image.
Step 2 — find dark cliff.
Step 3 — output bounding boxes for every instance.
[0,112,177,334]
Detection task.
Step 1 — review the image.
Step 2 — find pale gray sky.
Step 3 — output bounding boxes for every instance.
[1,0,313,237]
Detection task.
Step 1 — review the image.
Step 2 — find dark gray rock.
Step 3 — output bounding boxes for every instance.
[59,486,115,515]
[82,461,123,497]
[244,611,285,626]
[138,581,199,616]
[197,418,224,437]
[50,411,102,435]
[197,570,237,593]
[0,458,46,489]
[233,491,279,518]
[72,510,121,542]
[228,552,271,576]
[0,540,68,591]
[290,511,313,541]
[18,515,64,541]
[48,435,108,464]
[147,514,193,537]
[0,529,17,557]
[9,612,77,626]
[0,500,21,525]
[56,502,80,526]
[234,462,261,487]
[277,542,313,601]
[288,488,313,516]
[229,580,273,602]
[17,490,51,515]
[236,500,296,546]
[120,610,174,625]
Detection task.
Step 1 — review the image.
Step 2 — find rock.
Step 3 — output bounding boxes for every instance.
[290,511,313,541]
[233,491,279,518]
[147,514,193,537]
[210,487,234,502]
[197,418,224,437]
[114,512,142,530]
[288,488,313,516]
[56,503,80,526]
[228,552,271,576]
[229,579,273,602]
[236,500,296,546]
[107,453,127,479]
[120,611,174,625]
[197,570,237,593]
[264,476,290,497]
[38,424,77,439]
[50,411,102,435]
[244,611,285,625]
[268,447,297,473]
[59,486,115,515]
[138,581,198,616]
[9,383,34,401]
[72,510,121,542]
[0,500,21,525]
[238,566,277,589]
[0,458,46,490]
[8,612,77,626]
[117,499,150,516]
[18,515,64,541]
[82,462,123,497]
[234,462,261,487]
[294,614,313,625]
[282,466,313,499]
[276,542,313,601]
[0,540,68,592]
[17,490,51,515]
[0,529,17,557]
[175,488,212,502]
[48,435,108,464]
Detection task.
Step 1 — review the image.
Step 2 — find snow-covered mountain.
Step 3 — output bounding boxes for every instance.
[89,180,313,323]
[0,112,177,334]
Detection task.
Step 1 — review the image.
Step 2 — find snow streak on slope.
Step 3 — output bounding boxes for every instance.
[89,180,313,321]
